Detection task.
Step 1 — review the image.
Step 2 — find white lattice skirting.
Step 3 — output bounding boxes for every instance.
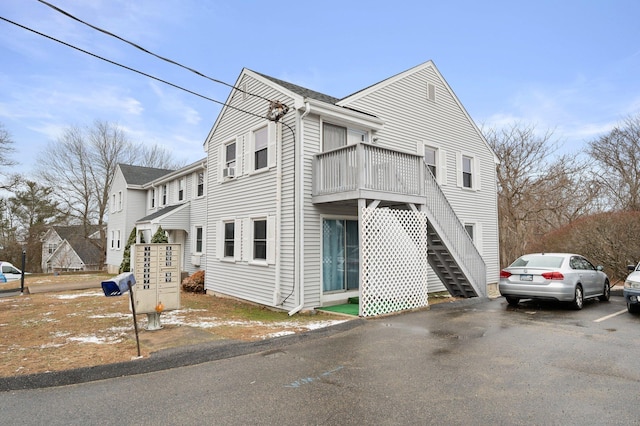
[360,207,429,317]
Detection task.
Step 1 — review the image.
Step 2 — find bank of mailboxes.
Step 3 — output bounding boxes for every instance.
[133,243,181,314]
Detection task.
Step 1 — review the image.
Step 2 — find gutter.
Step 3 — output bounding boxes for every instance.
[288,101,311,316]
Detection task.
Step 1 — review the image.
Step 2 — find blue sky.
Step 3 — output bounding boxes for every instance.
[1,0,639,176]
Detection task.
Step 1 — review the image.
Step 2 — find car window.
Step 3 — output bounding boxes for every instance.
[580,257,596,271]
[569,257,582,270]
[511,255,564,268]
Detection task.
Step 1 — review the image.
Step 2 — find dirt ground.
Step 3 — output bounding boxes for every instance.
[0,273,458,378]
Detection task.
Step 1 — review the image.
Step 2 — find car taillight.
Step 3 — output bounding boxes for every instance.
[500,270,512,278]
[541,271,564,280]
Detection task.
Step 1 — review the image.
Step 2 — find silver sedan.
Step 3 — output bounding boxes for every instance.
[498,253,610,309]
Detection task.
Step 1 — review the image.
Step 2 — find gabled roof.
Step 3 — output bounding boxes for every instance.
[45,225,103,266]
[255,72,341,104]
[118,164,174,185]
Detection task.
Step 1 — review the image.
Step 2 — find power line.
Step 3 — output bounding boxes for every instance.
[0,15,268,120]
[36,0,275,104]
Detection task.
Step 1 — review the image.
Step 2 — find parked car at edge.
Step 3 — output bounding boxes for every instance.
[0,261,26,281]
[499,253,610,310]
[623,263,640,313]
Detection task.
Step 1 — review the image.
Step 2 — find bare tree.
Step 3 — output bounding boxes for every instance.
[485,123,600,266]
[0,123,20,191]
[587,113,640,211]
[532,211,640,282]
[36,120,183,268]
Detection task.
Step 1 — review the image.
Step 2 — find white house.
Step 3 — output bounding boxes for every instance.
[203,60,500,317]
[41,225,103,272]
[105,160,207,276]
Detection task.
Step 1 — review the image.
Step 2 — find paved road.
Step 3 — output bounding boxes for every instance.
[1,293,639,425]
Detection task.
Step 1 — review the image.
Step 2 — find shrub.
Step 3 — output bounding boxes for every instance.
[182,270,205,293]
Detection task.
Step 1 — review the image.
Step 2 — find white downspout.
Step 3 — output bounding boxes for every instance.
[273,121,283,306]
[289,101,311,315]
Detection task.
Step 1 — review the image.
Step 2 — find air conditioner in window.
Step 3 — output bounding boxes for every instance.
[223,167,235,178]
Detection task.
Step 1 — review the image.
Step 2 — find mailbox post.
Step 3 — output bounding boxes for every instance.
[101,272,140,357]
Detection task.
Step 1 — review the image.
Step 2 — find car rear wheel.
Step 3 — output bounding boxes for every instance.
[598,280,610,302]
[628,302,640,314]
[571,285,584,310]
[505,296,520,306]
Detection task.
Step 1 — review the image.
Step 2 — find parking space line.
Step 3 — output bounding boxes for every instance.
[593,309,627,322]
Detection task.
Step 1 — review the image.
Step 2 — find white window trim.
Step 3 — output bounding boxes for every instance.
[456,151,481,191]
[194,171,205,198]
[217,218,241,262]
[418,141,447,186]
[178,178,185,201]
[243,122,278,176]
[244,215,275,266]
[193,225,204,254]
[463,221,483,254]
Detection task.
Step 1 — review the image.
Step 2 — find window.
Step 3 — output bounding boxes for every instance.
[253,219,267,260]
[118,191,123,211]
[178,179,185,201]
[462,156,473,188]
[110,231,115,249]
[424,146,437,178]
[111,194,116,212]
[225,141,236,169]
[197,172,204,197]
[162,185,168,205]
[48,243,57,254]
[253,126,268,170]
[223,222,234,258]
[151,188,156,208]
[323,123,347,151]
[323,123,367,151]
[464,224,474,241]
[195,226,203,253]
[115,230,121,250]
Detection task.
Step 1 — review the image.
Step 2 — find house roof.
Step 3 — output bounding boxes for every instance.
[136,204,183,222]
[49,225,103,266]
[118,164,174,185]
[255,72,341,104]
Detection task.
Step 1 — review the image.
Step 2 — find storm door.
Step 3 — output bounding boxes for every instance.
[322,219,359,292]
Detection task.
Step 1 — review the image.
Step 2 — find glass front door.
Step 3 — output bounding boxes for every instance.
[322,219,359,292]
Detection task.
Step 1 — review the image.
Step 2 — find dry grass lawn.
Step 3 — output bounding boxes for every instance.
[0,273,352,378]
[0,273,458,379]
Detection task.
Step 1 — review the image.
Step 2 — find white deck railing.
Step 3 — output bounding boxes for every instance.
[313,143,423,196]
[313,142,486,296]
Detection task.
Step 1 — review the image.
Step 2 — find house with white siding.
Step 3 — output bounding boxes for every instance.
[204,60,499,317]
[105,160,207,277]
[41,225,103,272]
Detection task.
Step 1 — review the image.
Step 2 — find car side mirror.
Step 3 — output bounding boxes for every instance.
[597,265,604,271]
[628,265,636,271]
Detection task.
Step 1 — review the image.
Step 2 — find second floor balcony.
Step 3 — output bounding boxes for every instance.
[312,143,426,205]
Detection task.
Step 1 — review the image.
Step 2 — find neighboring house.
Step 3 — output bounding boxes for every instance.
[41,226,103,272]
[105,160,207,276]
[203,60,500,316]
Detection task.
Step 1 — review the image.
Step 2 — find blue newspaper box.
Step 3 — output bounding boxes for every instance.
[101,272,136,297]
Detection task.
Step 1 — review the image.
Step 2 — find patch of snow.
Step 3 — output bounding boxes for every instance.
[89,313,131,319]
[53,291,104,299]
[67,335,122,345]
[260,331,295,339]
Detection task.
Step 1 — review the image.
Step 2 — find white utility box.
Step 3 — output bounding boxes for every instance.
[132,243,182,329]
